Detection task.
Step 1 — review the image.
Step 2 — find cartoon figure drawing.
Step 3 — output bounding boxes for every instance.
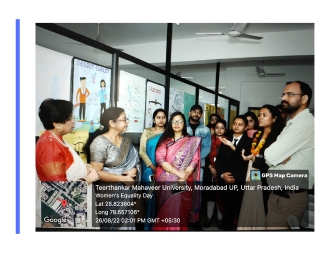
[92,72,96,84]
[98,79,107,116]
[76,77,90,122]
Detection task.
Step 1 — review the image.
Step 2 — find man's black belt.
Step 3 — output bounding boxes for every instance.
[271,188,306,199]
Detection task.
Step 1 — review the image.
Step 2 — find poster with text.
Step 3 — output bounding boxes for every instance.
[118,70,146,132]
[169,88,184,118]
[72,58,111,131]
[145,81,165,128]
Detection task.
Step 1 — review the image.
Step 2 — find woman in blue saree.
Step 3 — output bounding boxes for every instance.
[139,108,167,230]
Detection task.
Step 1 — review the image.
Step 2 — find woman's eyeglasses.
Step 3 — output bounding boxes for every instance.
[171,120,183,125]
[116,117,129,122]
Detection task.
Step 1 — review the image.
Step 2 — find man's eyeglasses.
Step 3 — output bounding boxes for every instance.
[116,117,129,122]
[171,120,183,125]
[279,92,303,99]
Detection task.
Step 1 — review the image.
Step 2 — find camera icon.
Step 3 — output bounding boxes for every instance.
[251,170,261,181]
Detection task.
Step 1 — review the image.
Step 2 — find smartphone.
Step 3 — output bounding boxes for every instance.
[149,175,154,182]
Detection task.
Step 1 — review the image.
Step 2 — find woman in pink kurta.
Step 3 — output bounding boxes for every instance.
[153,112,201,231]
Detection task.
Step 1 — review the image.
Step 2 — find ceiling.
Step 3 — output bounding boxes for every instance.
[37,23,314,91]
[55,23,314,47]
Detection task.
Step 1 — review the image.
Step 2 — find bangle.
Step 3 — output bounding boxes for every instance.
[79,178,89,185]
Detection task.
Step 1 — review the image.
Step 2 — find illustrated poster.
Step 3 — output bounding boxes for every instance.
[118,70,146,132]
[72,58,111,131]
[169,88,184,118]
[145,81,165,128]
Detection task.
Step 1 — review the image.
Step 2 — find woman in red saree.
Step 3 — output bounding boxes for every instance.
[153,112,201,231]
[36,99,99,183]
[36,99,99,228]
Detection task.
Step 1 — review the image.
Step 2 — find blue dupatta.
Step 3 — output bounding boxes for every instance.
[141,133,162,183]
[140,133,162,230]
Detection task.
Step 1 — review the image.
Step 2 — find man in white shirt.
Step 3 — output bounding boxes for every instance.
[264,81,314,229]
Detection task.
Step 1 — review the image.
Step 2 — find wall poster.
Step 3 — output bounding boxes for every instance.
[169,88,184,118]
[183,92,196,118]
[145,81,165,128]
[72,57,111,132]
[118,70,146,133]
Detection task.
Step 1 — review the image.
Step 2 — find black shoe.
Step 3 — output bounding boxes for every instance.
[203,218,212,228]
[188,222,195,228]
[194,222,203,231]
[217,219,224,230]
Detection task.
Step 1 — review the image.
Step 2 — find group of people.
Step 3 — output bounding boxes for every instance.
[36,81,314,231]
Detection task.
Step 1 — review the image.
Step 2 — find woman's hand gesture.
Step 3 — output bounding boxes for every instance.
[218,137,232,147]
[241,149,255,161]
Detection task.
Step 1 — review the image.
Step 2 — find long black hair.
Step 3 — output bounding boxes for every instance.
[152,108,168,128]
[156,111,189,150]
[257,104,285,148]
[83,107,125,163]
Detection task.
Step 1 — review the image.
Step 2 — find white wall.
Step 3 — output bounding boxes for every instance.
[36,45,73,136]
[222,64,314,113]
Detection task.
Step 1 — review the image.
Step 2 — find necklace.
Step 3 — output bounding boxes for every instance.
[49,131,68,147]
[251,131,268,156]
